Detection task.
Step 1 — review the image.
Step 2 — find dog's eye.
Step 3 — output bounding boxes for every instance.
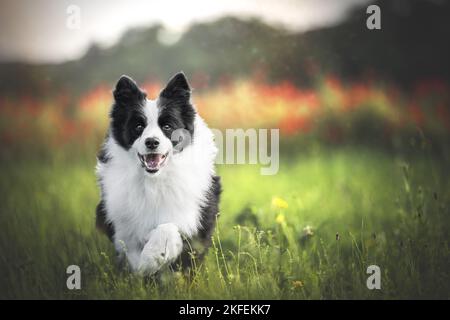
[135,124,144,133]
[162,124,172,131]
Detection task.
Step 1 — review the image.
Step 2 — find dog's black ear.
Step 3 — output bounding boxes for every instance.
[113,75,146,106]
[160,72,191,100]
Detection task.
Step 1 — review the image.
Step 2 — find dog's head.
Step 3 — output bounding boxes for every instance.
[110,72,195,176]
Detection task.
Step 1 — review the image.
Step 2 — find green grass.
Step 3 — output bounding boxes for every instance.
[0,147,448,299]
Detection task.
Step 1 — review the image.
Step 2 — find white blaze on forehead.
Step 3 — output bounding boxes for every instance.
[143,99,159,128]
[141,99,163,139]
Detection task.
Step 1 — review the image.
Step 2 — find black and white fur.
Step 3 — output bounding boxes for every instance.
[96,72,221,275]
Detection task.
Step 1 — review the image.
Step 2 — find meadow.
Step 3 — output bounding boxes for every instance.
[0,76,449,299]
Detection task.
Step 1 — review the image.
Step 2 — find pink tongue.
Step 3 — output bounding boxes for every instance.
[146,154,162,168]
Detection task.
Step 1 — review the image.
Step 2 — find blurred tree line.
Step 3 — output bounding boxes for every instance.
[0,0,449,97]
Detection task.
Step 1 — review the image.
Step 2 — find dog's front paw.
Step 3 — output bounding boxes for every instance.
[138,223,183,275]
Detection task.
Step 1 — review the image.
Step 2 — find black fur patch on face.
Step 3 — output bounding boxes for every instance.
[158,72,196,148]
[110,75,147,150]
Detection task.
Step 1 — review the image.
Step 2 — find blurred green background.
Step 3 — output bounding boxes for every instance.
[0,0,449,299]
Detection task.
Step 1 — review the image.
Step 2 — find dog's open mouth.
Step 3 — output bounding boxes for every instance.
[138,152,168,173]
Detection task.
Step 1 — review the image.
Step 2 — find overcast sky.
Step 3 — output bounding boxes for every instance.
[0,0,370,64]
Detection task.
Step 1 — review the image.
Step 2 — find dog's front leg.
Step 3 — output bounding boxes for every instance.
[138,223,183,275]
[114,238,142,271]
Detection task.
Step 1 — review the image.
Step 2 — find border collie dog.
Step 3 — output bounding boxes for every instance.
[96,72,221,275]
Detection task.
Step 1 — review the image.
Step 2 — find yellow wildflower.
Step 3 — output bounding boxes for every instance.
[275,213,286,224]
[272,196,288,209]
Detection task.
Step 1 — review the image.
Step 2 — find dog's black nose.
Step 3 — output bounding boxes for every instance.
[145,137,160,150]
